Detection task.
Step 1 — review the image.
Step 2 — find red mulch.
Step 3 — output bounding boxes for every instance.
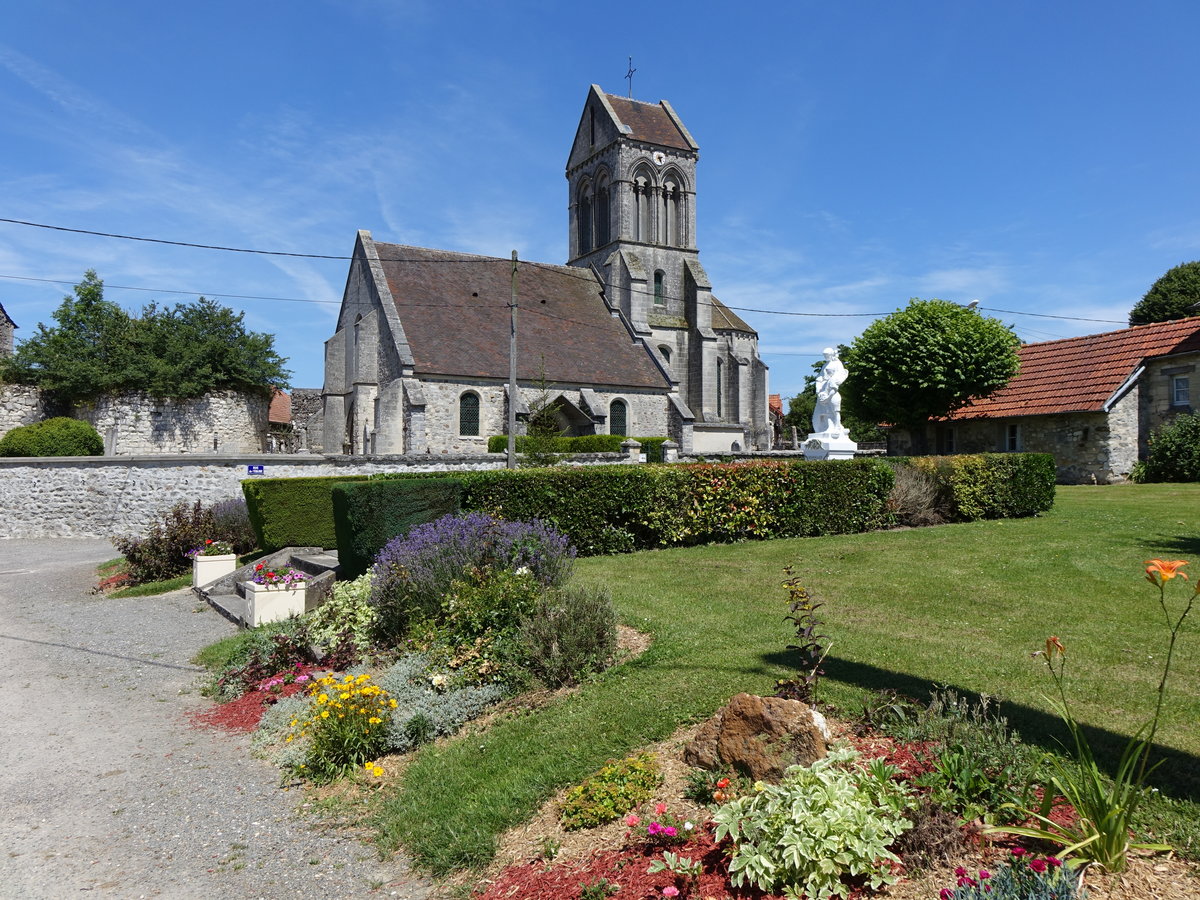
[97,572,132,592]
[846,734,939,782]
[479,825,792,900]
[188,665,323,733]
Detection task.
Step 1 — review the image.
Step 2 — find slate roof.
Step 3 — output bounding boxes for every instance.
[948,316,1200,420]
[711,297,756,335]
[373,242,670,390]
[604,94,693,151]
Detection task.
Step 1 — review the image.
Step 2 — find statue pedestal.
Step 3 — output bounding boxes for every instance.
[803,432,858,461]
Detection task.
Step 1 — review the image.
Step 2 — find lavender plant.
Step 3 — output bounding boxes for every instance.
[369,512,575,642]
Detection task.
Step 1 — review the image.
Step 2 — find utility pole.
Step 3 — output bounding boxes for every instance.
[507,250,519,469]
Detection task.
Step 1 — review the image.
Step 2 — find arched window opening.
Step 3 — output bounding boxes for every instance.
[459,392,480,437]
[659,345,671,374]
[578,190,593,254]
[653,270,665,305]
[632,165,654,242]
[609,399,628,437]
[662,179,679,246]
[716,359,724,419]
[596,181,611,247]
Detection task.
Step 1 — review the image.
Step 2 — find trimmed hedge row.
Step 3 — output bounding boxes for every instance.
[485,434,670,462]
[332,477,463,579]
[0,417,103,457]
[242,475,369,552]
[900,452,1056,520]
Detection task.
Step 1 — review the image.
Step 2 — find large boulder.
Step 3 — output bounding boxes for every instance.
[683,693,830,782]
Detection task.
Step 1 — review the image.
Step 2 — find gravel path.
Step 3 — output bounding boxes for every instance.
[0,539,434,899]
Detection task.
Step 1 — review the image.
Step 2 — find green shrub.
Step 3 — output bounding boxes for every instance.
[113,498,256,584]
[241,475,369,551]
[285,672,395,783]
[1142,412,1200,482]
[517,584,618,688]
[712,746,914,899]
[560,753,662,830]
[0,417,103,457]
[304,572,378,653]
[900,453,1055,521]
[331,477,462,579]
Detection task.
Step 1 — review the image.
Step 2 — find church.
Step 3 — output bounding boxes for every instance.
[320,85,770,456]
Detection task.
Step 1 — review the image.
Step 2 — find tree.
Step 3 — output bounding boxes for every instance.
[841,299,1021,434]
[0,272,290,404]
[1129,261,1200,326]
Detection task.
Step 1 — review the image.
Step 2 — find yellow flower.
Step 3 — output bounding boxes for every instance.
[320,710,330,719]
[317,693,328,704]
[369,717,382,725]
[340,692,350,700]
[754,781,765,792]
[372,766,384,777]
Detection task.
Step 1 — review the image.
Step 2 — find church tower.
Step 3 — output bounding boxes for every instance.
[566,85,769,450]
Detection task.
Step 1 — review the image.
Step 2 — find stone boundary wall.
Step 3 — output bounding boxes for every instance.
[0,384,49,438]
[0,448,816,540]
[77,390,268,456]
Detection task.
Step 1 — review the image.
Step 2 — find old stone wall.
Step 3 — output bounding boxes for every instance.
[0,384,48,439]
[289,388,325,451]
[76,391,268,455]
[1141,351,1199,454]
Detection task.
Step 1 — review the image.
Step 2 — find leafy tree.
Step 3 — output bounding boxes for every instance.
[1,270,135,403]
[841,299,1021,434]
[0,272,290,404]
[1129,261,1200,326]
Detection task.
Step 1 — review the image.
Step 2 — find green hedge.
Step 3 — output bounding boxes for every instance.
[332,477,463,579]
[485,434,669,461]
[0,417,103,457]
[403,459,896,555]
[241,475,369,552]
[901,453,1056,520]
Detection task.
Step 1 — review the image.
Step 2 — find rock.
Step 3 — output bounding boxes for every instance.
[683,693,828,782]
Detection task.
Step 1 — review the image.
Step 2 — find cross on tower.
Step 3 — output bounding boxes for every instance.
[625,57,636,97]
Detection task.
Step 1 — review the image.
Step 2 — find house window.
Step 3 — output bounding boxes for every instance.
[936,425,956,455]
[654,270,665,305]
[1005,423,1021,452]
[1172,375,1190,406]
[459,392,480,437]
[609,399,628,436]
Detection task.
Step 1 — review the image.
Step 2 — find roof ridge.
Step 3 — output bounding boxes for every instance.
[1020,314,1200,349]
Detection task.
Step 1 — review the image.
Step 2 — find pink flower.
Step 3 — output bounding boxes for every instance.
[1010,847,1027,858]
[662,826,677,837]
[662,888,679,898]
[954,867,967,877]
[655,802,667,816]
[1047,857,1062,868]
[647,822,662,835]
[979,870,991,880]
[1029,858,1048,874]
[625,813,640,827]
[940,891,954,900]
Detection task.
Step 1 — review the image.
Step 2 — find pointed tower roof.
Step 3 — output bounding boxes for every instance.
[0,302,15,327]
[601,92,698,152]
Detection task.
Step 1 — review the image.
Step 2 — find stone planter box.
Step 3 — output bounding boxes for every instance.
[192,553,238,586]
[241,581,307,627]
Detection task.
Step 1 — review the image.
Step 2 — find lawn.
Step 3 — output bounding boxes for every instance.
[377,483,1200,875]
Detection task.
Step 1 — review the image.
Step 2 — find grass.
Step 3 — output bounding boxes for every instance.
[371,483,1200,876]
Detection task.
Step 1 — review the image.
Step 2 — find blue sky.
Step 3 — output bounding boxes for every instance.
[2,0,1199,399]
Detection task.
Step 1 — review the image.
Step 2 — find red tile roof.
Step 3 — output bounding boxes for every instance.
[268,388,291,424]
[373,243,670,390]
[603,94,693,151]
[948,316,1200,420]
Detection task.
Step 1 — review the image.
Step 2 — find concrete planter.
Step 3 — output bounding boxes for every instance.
[192,553,238,586]
[242,581,307,627]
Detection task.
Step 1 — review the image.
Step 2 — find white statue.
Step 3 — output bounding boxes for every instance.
[812,347,848,436]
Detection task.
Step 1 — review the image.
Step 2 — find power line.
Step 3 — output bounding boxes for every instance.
[0,216,1131,325]
[0,273,341,305]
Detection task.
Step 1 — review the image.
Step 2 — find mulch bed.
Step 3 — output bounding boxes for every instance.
[188,665,322,732]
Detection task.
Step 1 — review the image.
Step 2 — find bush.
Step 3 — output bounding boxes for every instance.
[304,572,378,653]
[211,497,257,553]
[332,477,463,579]
[712,746,913,899]
[902,453,1055,521]
[0,417,103,457]
[113,498,256,584]
[485,434,666,455]
[201,616,316,702]
[886,463,946,527]
[560,753,662,830]
[1142,412,1200,482]
[285,673,396,782]
[242,475,369,551]
[369,513,576,645]
[517,584,618,688]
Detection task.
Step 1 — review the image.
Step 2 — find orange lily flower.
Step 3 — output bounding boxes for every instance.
[1045,635,1065,659]
[1145,559,1189,584]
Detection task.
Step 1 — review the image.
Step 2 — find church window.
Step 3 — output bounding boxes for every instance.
[459,392,480,437]
[609,398,628,436]
[633,165,654,242]
[659,345,671,368]
[654,270,665,305]
[596,176,611,246]
[716,359,724,418]
[579,189,593,254]
[662,179,678,246]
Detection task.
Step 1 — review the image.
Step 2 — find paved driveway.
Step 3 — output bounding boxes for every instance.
[0,539,432,899]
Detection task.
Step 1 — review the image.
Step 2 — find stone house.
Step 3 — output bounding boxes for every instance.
[0,302,15,357]
[888,317,1200,483]
[320,85,770,456]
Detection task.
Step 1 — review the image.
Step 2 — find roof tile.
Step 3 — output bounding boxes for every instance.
[603,94,693,151]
